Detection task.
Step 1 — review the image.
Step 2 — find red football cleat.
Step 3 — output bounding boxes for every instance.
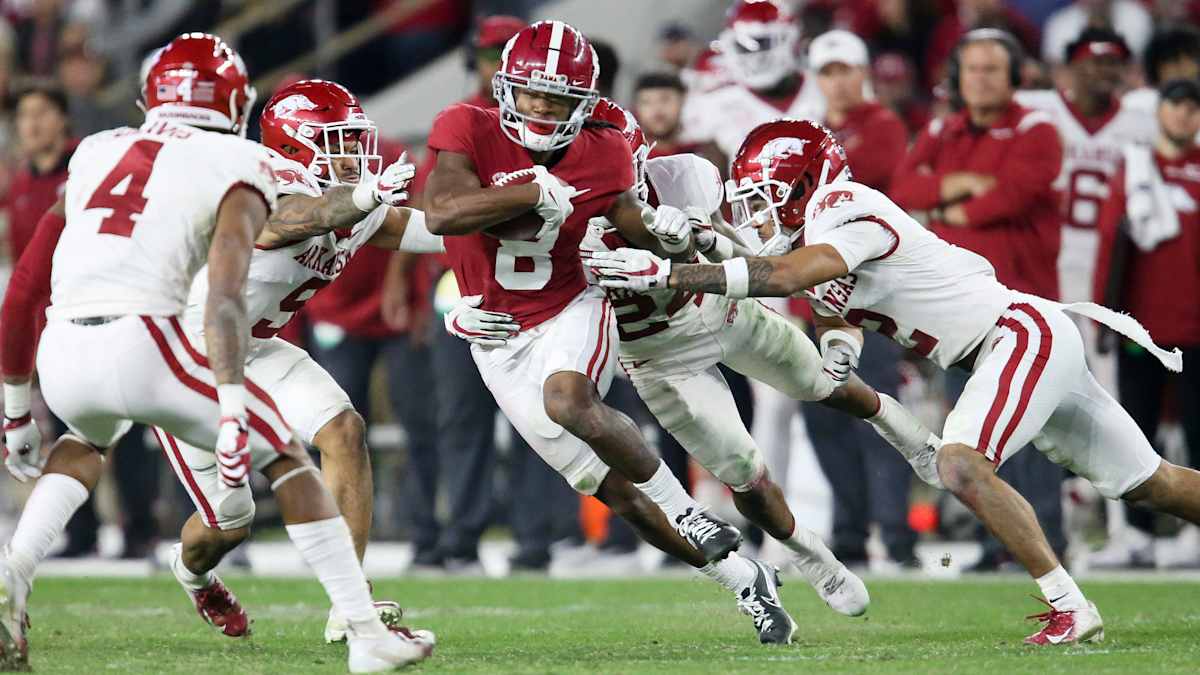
[1023,597,1104,645]
[188,578,251,638]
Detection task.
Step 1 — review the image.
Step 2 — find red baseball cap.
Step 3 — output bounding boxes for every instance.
[477,15,526,49]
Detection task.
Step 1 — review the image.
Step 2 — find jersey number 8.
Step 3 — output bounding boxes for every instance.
[494,227,559,290]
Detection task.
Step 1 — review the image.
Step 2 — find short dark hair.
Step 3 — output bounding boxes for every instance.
[590,38,619,97]
[11,79,69,116]
[1143,28,1200,85]
[1064,26,1130,63]
[634,72,685,95]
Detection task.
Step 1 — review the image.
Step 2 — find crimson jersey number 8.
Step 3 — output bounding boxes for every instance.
[494,227,559,290]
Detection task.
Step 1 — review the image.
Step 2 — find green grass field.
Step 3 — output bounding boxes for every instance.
[15,575,1200,673]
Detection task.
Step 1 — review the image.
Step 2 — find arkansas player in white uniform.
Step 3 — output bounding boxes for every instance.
[424,21,798,645]
[681,0,825,161]
[573,101,943,624]
[0,36,432,672]
[590,119,1200,647]
[149,79,444,644]
[1015,28,1153,391]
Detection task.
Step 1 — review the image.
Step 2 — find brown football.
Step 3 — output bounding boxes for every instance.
[484,212,544,240]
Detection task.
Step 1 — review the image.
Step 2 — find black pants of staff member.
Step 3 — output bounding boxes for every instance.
[805,332,917,564]
[1117,343,1200,534]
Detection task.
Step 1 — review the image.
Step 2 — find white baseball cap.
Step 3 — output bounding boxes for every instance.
[808,29,869,72]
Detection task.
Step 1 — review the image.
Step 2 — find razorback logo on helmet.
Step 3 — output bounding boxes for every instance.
[813,189,855,216]
[271,94,320,119]
[755,137,810,166]
[259,79,380,187]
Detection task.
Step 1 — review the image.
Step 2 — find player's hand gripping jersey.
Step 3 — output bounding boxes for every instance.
[48,119,277,320]
[427,104,634,329]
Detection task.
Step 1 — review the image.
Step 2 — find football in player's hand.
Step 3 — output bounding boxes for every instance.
[484,212,544,240]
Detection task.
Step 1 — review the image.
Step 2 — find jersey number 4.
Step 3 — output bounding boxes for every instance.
[86,139,165,237]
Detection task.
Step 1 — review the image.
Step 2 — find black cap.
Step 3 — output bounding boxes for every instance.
[1160,78,1200,106]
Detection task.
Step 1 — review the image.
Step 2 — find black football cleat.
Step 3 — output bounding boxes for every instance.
[674,507,742,563]
[737,560,798,645]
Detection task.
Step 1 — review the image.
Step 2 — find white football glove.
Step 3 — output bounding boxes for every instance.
[215,416,251,488]
[353,152,417,210]
[641,204,690,253]
[3,414,45,482]
[584,248,672,292]
[531,165,587,237]
[819,330,862,387]
[685,206,717,254]
[445,295,520,347]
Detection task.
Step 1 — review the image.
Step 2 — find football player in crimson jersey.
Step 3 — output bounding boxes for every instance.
[0,40,432,671]
[424,20,798,644]
[590,118,1200,646]
[152,78,447,645]
[577,100,950,624]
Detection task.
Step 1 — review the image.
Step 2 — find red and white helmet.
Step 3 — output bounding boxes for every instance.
[492,20,600,152]
[141,33,256,136]
[719,0,799,91]
[259,79,381,187]
[727,119,850,255]
[590,98,652,202]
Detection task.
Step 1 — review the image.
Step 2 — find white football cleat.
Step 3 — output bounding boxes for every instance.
[325,600,405,643]
[347,623,435,673]
[810,562,870,617]
[0,550,31,671]
[1024,600,1104,645]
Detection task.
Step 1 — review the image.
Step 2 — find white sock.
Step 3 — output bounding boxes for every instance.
[1036,565,1088,611]
[286,517,386,637]
[633,460,702,524]
[779,525,840,586]
[868,393,936,459]
[171,545,214,591]
[700,552,757,593]
[6,473,90,581]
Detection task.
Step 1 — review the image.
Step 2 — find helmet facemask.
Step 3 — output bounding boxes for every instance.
[721,21,798,90]
[285,115,382,187]
[493,69,599,152]
[727,157,850,256]
[631,140,654,202]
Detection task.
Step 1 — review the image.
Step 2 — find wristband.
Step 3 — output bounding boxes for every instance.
[660,236,689,254]
[819,329,863,358]
[722,258,750,299]
[397,209,444,253]
[217,384,247,419]
[3,382,32,418]
[711,232,735,261]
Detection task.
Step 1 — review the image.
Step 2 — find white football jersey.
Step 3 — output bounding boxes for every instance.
[1015,89,1154,229]
[48,117,277,320]
[803,181,1014,369]
[680,76,825,159]
[582,154,726,344]
[182,151,390,342]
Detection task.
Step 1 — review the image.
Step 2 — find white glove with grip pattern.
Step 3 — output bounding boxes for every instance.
[530,165,587,237]
[584,248,672,292]
[641,205,690,253]
[215,416,251,488]
[819,329,862,387]
[353,152,417,210]
[3,414,44,482]
[445,295,520,347]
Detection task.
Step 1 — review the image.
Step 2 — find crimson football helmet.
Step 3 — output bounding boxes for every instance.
[590,98,652,202]
[259,79,381,186]
[493,20,600,152]
[719,0,799,91]
[727,119,850,256]
[140,33,256,136]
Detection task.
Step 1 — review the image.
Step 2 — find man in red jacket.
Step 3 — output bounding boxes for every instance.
[892,29,1063,300]
[892,29,1068,570]
[1093,80,1200,568]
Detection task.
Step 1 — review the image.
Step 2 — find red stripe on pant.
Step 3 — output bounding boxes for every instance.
[585,300,611,383]
[976,308,1031,466]
[165,317,292,433]
[991,304,1053,460]
[592,301,613,385]
[152,427,218,528]
[141,317,287,450]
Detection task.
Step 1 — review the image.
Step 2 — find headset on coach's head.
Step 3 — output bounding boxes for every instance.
[945,28,1024,109]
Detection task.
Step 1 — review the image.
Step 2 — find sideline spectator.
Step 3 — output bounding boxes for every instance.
[656,22,700,71]
[633,72,696,158]
[1043,0,1153,68]
[1092,80,1200,568]
[1122,28,1200,128]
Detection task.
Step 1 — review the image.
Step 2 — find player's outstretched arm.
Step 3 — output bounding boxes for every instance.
[424,151,544,235]
[205,186,269,387]
[257,187,363,248]
[669,244,849,297]
[366,207,444,252]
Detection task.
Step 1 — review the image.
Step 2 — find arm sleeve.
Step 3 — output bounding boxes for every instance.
[808,219,898,272]
[889,123,946,210]
[960,121,1063,227]
[1,210,65,376]
[426,105,478,156]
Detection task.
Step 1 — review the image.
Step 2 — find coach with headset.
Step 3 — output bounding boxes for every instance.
[891,29,1068,569]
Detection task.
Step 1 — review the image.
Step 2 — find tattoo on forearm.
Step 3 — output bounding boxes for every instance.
[669,258,790,297]
[746,258,778,294]
[267,186,362,240]
[203,297,248,386]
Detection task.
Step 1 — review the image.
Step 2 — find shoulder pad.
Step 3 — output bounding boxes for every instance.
[266,151,322,197]
[805,182,880,232]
